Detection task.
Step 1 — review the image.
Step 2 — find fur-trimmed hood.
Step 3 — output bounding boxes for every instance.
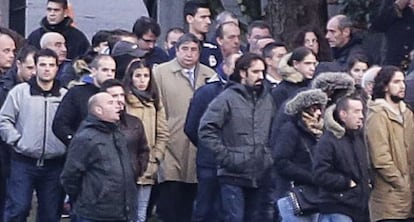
[312,72,355,96]
[324,104,346,139]
[278,53,304,84]
[285,89,328,115]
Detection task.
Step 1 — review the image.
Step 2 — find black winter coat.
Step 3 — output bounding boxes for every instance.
[313,106,371,222]
[273,116,319,199]
[61,115,138,221]
[27,17,90,60]
[52,83,99,145]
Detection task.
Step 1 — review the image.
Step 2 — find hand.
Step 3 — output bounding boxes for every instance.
[350,180,357,188]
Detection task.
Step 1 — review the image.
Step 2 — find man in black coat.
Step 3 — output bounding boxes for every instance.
[313,95,372,222]
[27,0,89,60]
[61,92,137,222]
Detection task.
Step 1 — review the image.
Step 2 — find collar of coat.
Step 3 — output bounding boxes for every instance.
[278,52,305,84]
[324,104,346,139]
[40,16,73,33]
[368,98,408,124]
[28,77,62,97]
[170,58,211,84]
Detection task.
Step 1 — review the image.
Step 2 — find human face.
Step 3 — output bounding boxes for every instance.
[138,31,157,52]
[293,53,317,79]
[46,2,66,25]
[176,41,200,69]
[269,46,287,70]
[248,27,271,45]
[106,86,126,110]
[16,53,36,82]
[46,35,67,63]
[217,23,241,57]
[0,34,16,71]
[187,8,211,35]
[94,41,109,54]
[340,99,364,130]
[241,59,265,88]
[36,56,58,83]
[98,93,121,123]
[132,67,151,91]
[93,58,116,86]
[325,18,349,48]
[304,32,319,55]
[349,61,368,85]
[165,31,184,51]
[386,71,406,102]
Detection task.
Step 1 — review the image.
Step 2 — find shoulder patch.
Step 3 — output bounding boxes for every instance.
[203,42,218,49]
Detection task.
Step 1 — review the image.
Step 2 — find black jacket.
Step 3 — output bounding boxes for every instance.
[0,66,21,107]
[313,105,371,222]
[198,82,275,188]
[27,17,90,60]
[52,83,99,146]
[273,116,319,199]
[61,115,137,221]
[331,35,366,69]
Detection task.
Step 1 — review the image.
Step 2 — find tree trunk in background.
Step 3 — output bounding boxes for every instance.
[264,0,328,49]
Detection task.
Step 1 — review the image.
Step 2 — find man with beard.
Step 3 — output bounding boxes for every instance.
[0,49,67,221]
[198,53,275,221]
[366,66,414,221]
[27,0,89,60]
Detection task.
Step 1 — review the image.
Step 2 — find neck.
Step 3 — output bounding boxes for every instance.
[189,28,204,41]
[267,68,282,81]
[36,79,54,91]
[16,72,24,83]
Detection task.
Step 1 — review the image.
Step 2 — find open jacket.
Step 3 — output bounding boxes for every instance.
[366,99,414,221]
[0,78,67,160]
[313,105,371,222]
[126,94,169,185]
[198,82,275,188]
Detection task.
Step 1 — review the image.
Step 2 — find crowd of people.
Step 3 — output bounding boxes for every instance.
[0,0,414,221]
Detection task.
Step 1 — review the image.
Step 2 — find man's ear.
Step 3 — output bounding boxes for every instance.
[186,15,194,24]
[342,27,351,38]
[240,70,247,80]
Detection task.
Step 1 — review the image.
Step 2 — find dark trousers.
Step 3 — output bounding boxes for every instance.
[0,143,11,222]
[74,214,126,222]
[220,183,261,222]
[157,181,197,222]
[3,155,64,222]
[259,166,278,222]
[192,167,222,222]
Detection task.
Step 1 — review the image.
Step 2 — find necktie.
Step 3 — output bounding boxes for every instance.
[187,70,194,87]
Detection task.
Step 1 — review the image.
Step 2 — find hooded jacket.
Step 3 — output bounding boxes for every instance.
[61,115,138,221]
[27,17,90,60]
[366,99,414,221]
[271,53,311,111]
[0,78,67,160]
[313,105,371,222]
[198,82,275,188]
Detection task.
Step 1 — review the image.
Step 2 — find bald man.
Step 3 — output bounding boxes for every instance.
[61,92,138,221]
[0,31,16,75]
[40,32,76,87]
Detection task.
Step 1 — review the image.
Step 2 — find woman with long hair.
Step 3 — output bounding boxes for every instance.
[123,59,169,222]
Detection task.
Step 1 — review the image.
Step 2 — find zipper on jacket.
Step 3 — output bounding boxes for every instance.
[37,97,48,167]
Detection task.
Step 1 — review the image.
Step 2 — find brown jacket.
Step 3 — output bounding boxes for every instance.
[153,58,215,183]
[366,99,414,221]
[126,94,169,184]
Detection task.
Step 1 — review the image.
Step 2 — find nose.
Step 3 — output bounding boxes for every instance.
[206,17,211,24]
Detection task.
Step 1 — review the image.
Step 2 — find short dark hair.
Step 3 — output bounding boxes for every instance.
[184,1,210,21]
[132,16,161,38]
[91,30,111,48]
[247,20,271,36]
[215,21,238,39]
[34,48,58,65]
[175,33,201,51]
[287,46,315,66]
[372,66,402,100]
[334,94,362,123]
[100,79,124,92]
[262,42,287,58]
[230,52,266,83]
[47,0,68,9]
[165,27,185,42]
[346,53,369,72]
[16,45,38,63]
